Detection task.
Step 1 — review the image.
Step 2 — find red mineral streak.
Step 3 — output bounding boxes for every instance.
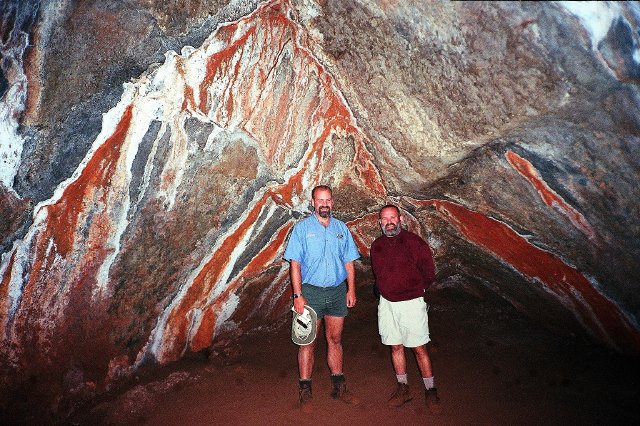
[156,0,390,359]
[177,60,196,113]
[353,136,386,198]
[2,105,134,346]
[22,21,43,125]
[166,127,381,357]
[191,0,386,198]
[258,267,294,318]
[183,85,192,112]
[43,105,134,257]
[199,24,255,114]
[162,190,282,357]
[412,198,640,353]
[2,0,389,366]
[189,198,379,355]
[190,221,293,352]
[242,223,293,279]
[506,150,596,241]
[0,251,17,334]
[347,212,380,257]
[0,251,15,293]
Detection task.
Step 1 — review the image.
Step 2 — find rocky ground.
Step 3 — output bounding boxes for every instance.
[62,283,640,426]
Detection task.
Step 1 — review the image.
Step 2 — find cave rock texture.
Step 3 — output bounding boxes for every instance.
[1,0,640,417]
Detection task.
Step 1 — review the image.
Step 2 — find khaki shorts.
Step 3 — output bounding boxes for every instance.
[378,295,430,347]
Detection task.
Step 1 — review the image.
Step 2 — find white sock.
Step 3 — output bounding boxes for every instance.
[396,374,408,384]
[423,376,434,389]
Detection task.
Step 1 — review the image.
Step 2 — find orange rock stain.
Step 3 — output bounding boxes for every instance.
[43,105,133,257]
[506,150,596,241]
[419,198,640,353]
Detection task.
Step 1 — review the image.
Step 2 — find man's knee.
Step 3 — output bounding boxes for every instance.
[411,345,427,354]
[300,341,316,354]
[324,316,344,344]
[326,331,342,346]
[412,344,429,356]
[391,344,405,353]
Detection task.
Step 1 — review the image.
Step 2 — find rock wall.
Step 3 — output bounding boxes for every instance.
[1,0,639,417]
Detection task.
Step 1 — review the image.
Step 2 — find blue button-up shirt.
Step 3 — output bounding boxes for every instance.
[283,214,360,287]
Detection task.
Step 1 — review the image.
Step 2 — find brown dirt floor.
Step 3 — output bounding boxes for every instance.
[62,285,640,425]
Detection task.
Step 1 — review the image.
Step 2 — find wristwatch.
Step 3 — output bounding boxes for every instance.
[292,292,302,299]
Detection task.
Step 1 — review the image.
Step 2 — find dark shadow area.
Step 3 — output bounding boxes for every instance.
[59,283,640,426]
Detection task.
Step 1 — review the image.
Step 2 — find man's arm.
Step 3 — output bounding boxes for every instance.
[416,239,436,289]
[290,260,307,314]
[345,260,357,308]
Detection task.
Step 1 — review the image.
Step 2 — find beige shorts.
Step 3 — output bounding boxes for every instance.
[378,295,430,348]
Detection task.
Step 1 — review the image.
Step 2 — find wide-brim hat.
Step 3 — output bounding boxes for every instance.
[291,305,318,346]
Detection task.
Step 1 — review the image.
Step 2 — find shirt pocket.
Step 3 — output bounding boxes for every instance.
[334,231,347,259]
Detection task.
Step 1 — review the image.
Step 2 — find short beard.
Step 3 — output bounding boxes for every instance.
[318,207,331,218]
[382,223,401,237]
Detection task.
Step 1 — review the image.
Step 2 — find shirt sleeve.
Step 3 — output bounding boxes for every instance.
[283,224,303,262]
[342,225,360,263]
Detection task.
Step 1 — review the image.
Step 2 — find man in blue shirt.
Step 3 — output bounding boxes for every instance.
[283,185,360,412]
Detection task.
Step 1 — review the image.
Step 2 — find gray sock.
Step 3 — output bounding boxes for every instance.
[396,374,408,384]
[423,376,434,389]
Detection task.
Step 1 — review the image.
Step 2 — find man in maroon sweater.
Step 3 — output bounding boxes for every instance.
[370,204,441,413]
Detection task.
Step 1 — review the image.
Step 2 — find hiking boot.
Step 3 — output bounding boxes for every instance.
[299,380,313,413]
[388,383,413,408]
[331,375,359,405]
[425,388,442,414]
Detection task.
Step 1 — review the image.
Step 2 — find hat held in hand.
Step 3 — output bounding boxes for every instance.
[291,305,317,346]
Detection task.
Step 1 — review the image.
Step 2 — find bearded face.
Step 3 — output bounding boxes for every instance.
[382,221,401,237]
[312,188,333,219]
[379,206,402,237]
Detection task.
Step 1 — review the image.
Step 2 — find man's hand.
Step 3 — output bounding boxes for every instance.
[347,290,357,308]
[345,261,356,308]
[293,296,306,314]
[423,293,430,312]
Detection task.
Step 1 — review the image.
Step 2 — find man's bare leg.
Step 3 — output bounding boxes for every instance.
[298,320,321,412]
[390,344,407,375]
[388,344,413,407]
[298,320,321,379]
[324,315,344,374]
[324,316,357,403]
[413,344,441,413]
[412,344,433,378]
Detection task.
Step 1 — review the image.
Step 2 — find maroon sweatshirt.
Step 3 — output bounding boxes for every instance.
[370,229,435,302]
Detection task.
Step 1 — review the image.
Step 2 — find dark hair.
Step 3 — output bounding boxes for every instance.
[379,204,401,218]
[312,185,332,199]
